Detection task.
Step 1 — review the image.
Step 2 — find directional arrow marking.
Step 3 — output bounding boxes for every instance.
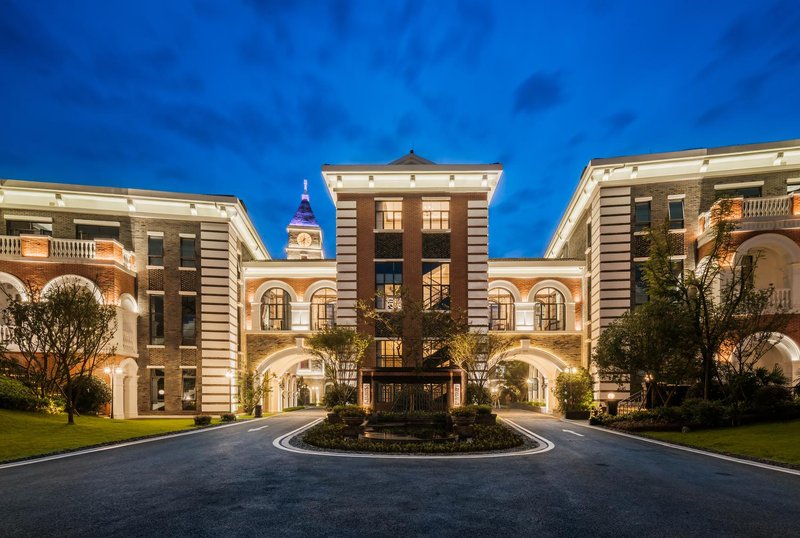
[248,425,270,432]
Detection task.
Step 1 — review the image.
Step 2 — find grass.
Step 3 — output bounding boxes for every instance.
[642,419,800,466]
[0,409,223,463]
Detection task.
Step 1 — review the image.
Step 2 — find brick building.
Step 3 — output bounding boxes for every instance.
[2,139,800,415]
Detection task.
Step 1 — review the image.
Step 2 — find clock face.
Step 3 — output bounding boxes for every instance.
[297,232,313,247]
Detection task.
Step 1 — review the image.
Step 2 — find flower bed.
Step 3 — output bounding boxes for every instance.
[302,422,523,453]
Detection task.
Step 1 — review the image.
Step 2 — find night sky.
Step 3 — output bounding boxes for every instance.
[1,1,799,258]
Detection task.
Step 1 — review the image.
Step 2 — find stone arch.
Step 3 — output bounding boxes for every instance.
[303,280,337,301]
[116,357,139,419]
[528,279,576,331]
[253,280,298,303]
[254,344,320,411]
[734,233,800,308]
[734,233,800,265]
[491,343,569,412]
[0,271,29,303]
[42,274,103,303]
[488,280,522,302]
[755,333,800,383]
[119,293,138,312]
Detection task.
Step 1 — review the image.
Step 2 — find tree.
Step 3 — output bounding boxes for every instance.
[643,200,790,400]
[358,288,470,371]
[306,326,372,407]
[497,360,530,403]
[593,299,698,407]
[2,279,117,424]
[448,330,513,395]
[239,370,269,414]
[553,367,593,413]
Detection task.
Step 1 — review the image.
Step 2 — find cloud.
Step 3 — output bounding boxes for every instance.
[513,71,567,114]
[606,110,637,132]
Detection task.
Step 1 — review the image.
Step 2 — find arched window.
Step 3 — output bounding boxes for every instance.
[534,287,565,331]
[261,288,291,330]
[311,288,336,330]
[488,288,515,331]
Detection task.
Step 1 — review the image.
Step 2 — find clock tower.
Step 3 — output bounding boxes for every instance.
[286,180,324,259]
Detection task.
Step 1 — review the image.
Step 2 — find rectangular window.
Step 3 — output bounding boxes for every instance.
[150,368,165,411]
[180,237,196,268]
[634,263,649,306]
[634,201,651,232]
[148,236,164,266]
[375,261,402,309]
[422,201,450,230]
[671,259,684,282]
[76,223,119,241]
[181,296,196,346]
[6,220,52,236]
[376,339,402,368]
[149,295,165,345]
[668,200,684,230]
[375,201,403,230]
[181,370,196,411]
[423,262,450,310]
[716,186,762,199]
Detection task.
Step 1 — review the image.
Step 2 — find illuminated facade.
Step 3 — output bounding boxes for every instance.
[2,139,799,414]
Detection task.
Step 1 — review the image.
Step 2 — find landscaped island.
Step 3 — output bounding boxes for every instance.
[301,405,525,454]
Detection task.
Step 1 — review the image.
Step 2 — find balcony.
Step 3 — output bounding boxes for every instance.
[0,236,136,272]
[0,305,138,357]
[698,194,800,245]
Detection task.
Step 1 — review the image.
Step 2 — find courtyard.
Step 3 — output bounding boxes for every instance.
[1,408,798,537]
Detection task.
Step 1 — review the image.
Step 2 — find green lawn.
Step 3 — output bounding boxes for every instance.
[0,410,221,463]
[643,420,800,466]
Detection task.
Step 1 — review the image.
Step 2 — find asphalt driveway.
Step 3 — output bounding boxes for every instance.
[0,408,798,537]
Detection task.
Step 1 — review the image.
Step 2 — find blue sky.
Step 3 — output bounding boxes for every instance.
[1,0,799,258]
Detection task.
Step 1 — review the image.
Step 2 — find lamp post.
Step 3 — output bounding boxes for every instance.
[225,369,235,414]
[103,365,123,418]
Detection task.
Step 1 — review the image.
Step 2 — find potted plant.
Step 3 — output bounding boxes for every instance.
[449,406,477,426]
[472,404,497,425]
[336,405,368,426]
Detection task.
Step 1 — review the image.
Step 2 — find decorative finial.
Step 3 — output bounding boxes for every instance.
[301,179,309,201]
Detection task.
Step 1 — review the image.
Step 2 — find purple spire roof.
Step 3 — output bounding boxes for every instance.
[289,180,319,227]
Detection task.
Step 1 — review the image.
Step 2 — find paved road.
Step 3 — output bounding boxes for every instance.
[1,408,798,537]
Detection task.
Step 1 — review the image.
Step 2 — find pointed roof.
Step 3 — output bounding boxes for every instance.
[288,180,320,227]
[388,149,435,165]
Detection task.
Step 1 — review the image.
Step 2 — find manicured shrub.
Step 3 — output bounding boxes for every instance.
[466,383,491,405]
[751,385,793,410]
[194,414,212,426]
[370,411,447,423]
[220,413,236,422]
[282,406,306,412]
[680,398,726,428]
[322,385,356,409]
[303,422,523,453]
[470,404,493,415]
[332,404,367,417]
[73,375,112,415]
[449,406,476,417]
[0,376,41,411]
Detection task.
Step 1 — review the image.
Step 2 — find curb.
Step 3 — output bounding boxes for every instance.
[0,416,270,471]
[562,419,800,477]
[271,417,555,460]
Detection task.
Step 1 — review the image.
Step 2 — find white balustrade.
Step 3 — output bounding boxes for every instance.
[768,288,792,310]
[0,236,21,256]
[742,196,791,218]
[51,238,96,259]
[0,325,12,343]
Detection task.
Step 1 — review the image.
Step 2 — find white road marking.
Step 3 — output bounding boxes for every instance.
[564,420,800,477]
[271,416,556,459]
[248,425,269,432]
[562,429,584,437]
[0,417,271,471]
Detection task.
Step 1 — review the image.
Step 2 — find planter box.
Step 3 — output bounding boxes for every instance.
[342,416,366,427]
[474,413,494,425]
[327,413,342,424]
[565,410,591,420]
[452,416,476,427]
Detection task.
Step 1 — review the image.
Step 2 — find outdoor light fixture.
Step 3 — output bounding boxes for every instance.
[225,369,235,413]
[608,393,616,400]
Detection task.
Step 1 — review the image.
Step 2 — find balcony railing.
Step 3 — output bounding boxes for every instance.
[698,194,800,235]
[768,288,792,310]
[1,306,138,357]
[0,235,136,271]
[0,236,21,256]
